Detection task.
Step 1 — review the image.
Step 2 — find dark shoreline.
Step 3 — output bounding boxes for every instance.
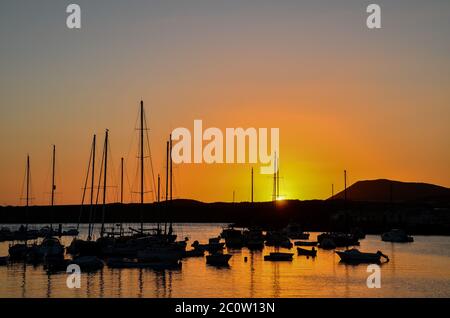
[1,199,449,235]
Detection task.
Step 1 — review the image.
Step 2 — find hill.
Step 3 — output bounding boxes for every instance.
[330,179,450,202]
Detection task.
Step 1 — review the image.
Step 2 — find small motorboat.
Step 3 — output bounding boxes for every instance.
[28,237,65,261]
[243,227,265,250]
[319,238,336,249]
[70,256,104,271]
[206,253,232,266]
[136,244,184,264]
[294,241,318,247]
[44,258,71,273]
[183,248,205,258]
[317,232,360,247]
[282,223,310,240]
[381,229,414,243]
[221,228,245,248]
[8,243,33,260]
[191,240,225,253]
[265,231,293,248]
[263,252,293,261]
[336,249,389,264]
[67,238,101,256]
[297,247,317,257]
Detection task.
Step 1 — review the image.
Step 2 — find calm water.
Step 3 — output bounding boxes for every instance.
[1,223,449,298]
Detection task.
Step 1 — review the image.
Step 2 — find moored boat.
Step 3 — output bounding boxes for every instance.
[317,232,360,247]
[282,223,310,240]
[297,247,317,257]
[263,252,293,261]
[70,256,104,271]
[206,253,232,266]
[381,229,414,243]
[0,256,9,265]
[336,249,389,264]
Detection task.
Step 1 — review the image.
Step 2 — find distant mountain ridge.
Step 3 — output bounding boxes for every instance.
[330,179,450,202]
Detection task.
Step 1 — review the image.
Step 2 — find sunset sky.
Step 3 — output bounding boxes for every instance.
[1,0,449,206]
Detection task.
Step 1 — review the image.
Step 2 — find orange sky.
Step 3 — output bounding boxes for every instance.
[1,1,449,205]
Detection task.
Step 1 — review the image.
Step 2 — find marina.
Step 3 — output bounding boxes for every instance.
[1,224,450,298]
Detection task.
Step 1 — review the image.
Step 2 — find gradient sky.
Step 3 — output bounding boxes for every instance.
[1,0,449,205]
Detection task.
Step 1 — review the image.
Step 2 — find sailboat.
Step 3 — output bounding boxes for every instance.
[67,134,102,256]
[103,102,184,268]
[9,155,37,259]
[28,146,65,262]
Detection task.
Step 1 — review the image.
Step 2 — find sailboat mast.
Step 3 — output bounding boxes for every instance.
[157,174,160,203]
[120,157,124,204]
[344,170,347,201]
[170,134,173,201]
[26,154,30,208]
[49,145,56,231]
[25,154,30,231]
[251,167,254,203]
[165,141,169,202]
[272,153,277,201]
[51,145,56,207]
[276,156,279,199]
[140,101,144,232]
[100,129,108,237]
[164,140,169,235]
[88,134,96,240]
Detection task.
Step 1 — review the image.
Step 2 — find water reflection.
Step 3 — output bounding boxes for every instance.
[0,224,449,297]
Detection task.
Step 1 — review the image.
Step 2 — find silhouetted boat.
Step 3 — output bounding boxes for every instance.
[183,248,205,258]
[318,238,336,249]
[70,256,104,271]
[265,231,292,248]
[297,247,317,257]
[137,244,184,264]
[44,258,71,273]
[282,223,310,240]
[294,241,318,247]
[191,239,225,253]
[381,229,414,243]
[9,243,32,260]
[264,252,293,261]
[27,237,65,262]
[317,232,360,247]
[206,253,232,266]
[0,256,8,265]
[243,227,265,250]
[221,227,244,248]
[336,249,389,264]
[0,227,13,242]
